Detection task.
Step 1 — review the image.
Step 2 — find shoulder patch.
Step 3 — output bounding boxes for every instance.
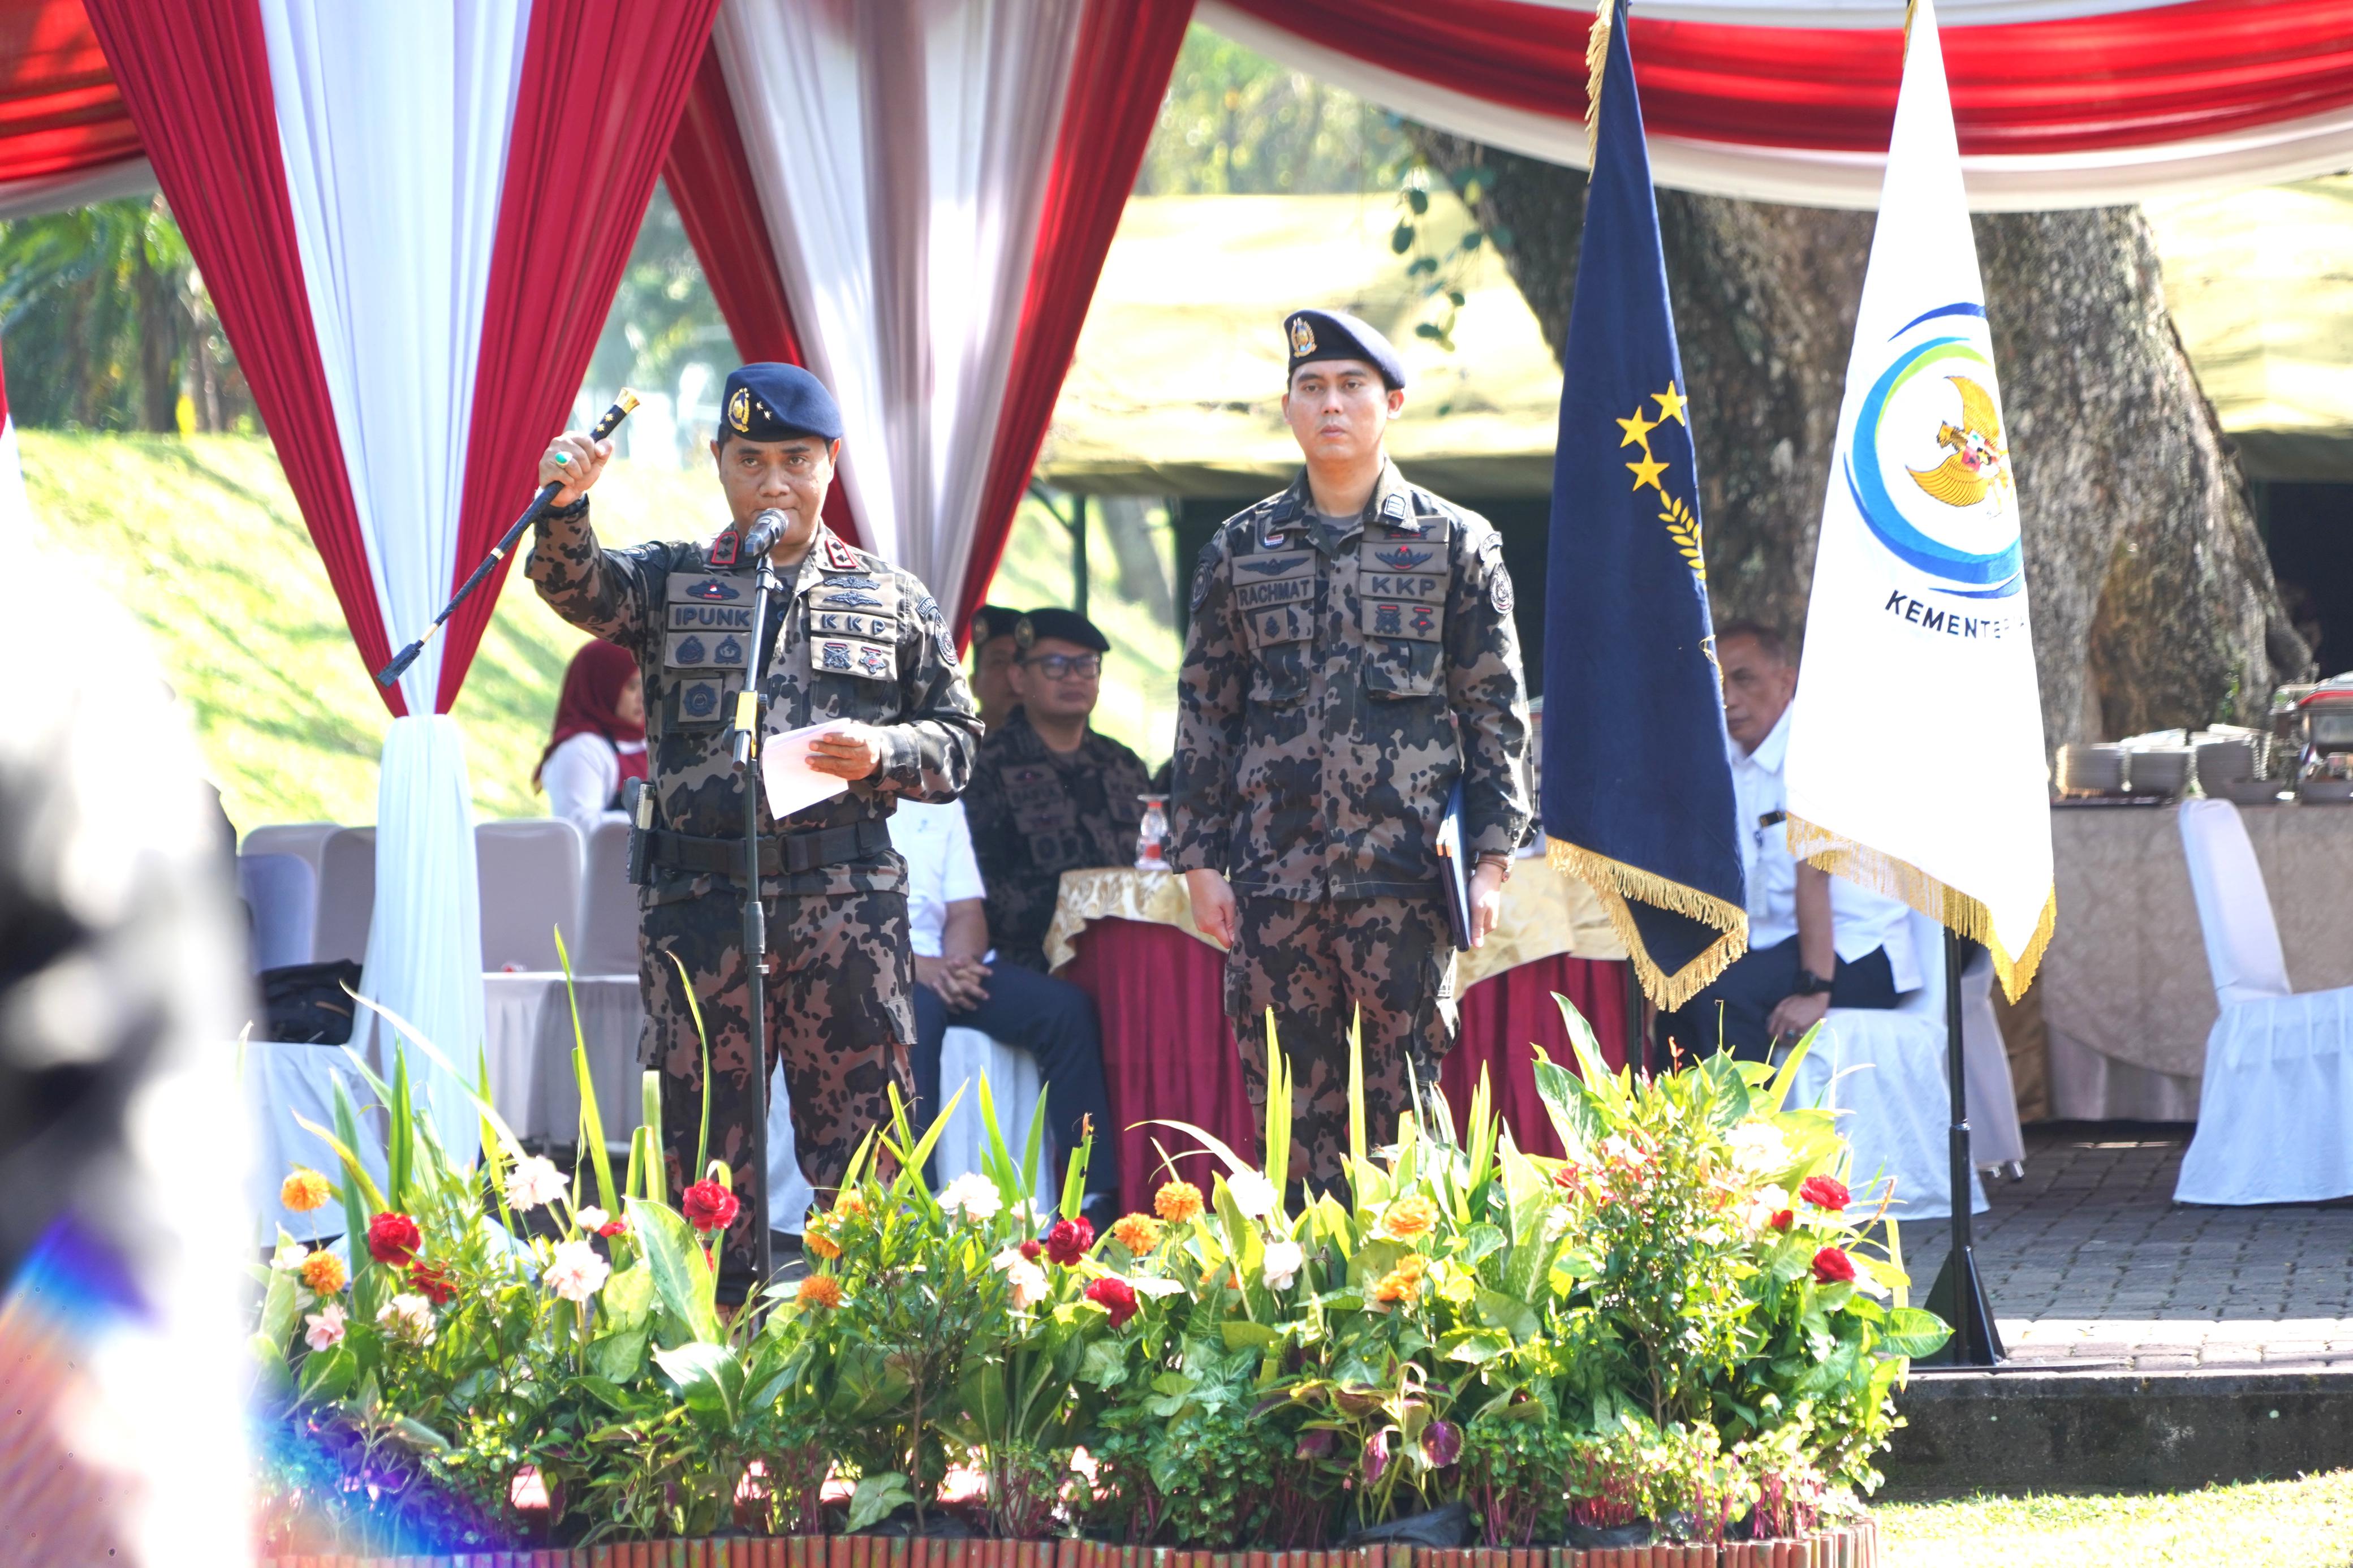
[913,591,957,664]
[1190,556,1216,611]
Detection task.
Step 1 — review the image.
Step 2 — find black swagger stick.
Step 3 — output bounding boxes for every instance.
[376,390,641,688]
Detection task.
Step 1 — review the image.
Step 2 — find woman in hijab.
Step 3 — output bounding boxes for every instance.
[536,640,647,835]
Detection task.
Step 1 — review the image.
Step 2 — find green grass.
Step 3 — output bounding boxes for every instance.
[1878,1471,2353,1566]
[24,431,1179,832]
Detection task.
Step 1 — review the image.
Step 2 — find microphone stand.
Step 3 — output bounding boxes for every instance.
[731,548,782,1298]
[377,390,641,688]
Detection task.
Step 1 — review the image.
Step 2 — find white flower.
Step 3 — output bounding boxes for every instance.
[574,1205,610,1234]
[937,1172,1003,1223]
[504,1155,568,1212]
[991,1244,1050,1309]
[376,1293,437,1347]
[1129,1276,1186,1298]
[1224,1170,1278,1220]
[1743,1186,1790,1236]
[545,1239,612,1303]
[303,1302,347,1351]
[1727,1122,1789,1177]
[270,1238,309,1272]
[1261,1239,1305,1291]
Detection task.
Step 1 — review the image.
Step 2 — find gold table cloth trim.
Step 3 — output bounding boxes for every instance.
[1042,863,1627,988]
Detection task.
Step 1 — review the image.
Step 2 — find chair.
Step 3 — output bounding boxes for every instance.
[1781,908,1988,1217]
[578,819,640,977]
[238,852,317,971]
[312,826,376,966]
[476,819,587,973]
[240,821,341,882]
[930,1028,1056,1193]
[2174,800,2353,1204]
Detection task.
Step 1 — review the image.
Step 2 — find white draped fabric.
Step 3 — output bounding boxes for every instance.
[712,0,1080,591]
[260,0,534,1157]
[1197,0,2353,211]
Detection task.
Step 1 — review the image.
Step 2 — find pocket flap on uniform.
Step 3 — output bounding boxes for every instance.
[1363,637,1442,698]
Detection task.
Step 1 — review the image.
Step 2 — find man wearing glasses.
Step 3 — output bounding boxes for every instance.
[964,608,1154,973]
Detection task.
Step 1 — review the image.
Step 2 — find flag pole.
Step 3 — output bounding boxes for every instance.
[1923,927,2004,1367]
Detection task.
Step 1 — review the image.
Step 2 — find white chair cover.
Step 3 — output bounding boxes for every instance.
[245,1041,386,1243]
[2175,799,2353,1204]
[313,826,376,966]
[765,1062,818,1235]
[239,852,317,971]
[931,1028,1056,1194]
[480,972,644,1147]
[578,819,639,978]
[1959,945,2026,1169]
[1783,909,1989,1217]
[240,821,341,882]
[476,819,586,973]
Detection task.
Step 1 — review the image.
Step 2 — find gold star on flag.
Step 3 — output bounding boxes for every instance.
[1627,454,1668,493]
[1617,407,1660,448]
[1653,382,1688,424]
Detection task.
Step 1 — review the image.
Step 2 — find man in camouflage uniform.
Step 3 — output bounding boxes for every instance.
[964,608,1155,972]
[528,362,980,1280]
[1173,310,1531,1190]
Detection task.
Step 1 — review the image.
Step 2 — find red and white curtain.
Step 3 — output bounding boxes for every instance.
[84,0,716,1155]
[669,0,1191,638]
[1209,0,2353,209]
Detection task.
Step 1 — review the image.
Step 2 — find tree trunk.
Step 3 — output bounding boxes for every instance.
[132,249,180,433]
[1411,131,2310,744]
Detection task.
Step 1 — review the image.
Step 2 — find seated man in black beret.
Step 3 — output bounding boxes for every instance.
[966,602,1024,733]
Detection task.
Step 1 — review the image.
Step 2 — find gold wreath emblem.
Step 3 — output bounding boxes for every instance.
[727,386,752,433]
[1288,317,1317,357]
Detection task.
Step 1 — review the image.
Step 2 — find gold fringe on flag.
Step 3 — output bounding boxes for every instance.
[1786,814,2057,1002]
[1584,0,1615,167]
[1548,835,1749,1012]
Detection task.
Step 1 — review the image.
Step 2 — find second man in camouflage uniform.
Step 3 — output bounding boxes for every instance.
[1172,311,1531,1190]
[528,363,981,1280]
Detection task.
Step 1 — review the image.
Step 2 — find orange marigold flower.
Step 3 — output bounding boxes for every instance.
[298,1249,348,1295]
[1381,1195,1440,1241]
[803,1222,842,1261]
[280,1168,334,1213]
[1110,1214,1163,1254]
[1371,1253,1428,1305]
[835,1191,869,1220]
[796,1274,843,1309]
[1153,1180,1204,1224]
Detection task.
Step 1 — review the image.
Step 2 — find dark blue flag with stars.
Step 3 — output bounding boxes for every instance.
[1542,0,1747,1016]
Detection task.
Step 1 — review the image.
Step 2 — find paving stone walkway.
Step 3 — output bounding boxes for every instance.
[1898,1123,2353,1373]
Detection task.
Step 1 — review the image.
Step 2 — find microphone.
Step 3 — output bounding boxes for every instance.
[740,507,792,560]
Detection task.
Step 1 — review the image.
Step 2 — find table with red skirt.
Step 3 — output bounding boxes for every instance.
[1042,866,1634,1213]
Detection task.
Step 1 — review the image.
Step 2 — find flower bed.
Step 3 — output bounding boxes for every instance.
[252,994,1940,1561]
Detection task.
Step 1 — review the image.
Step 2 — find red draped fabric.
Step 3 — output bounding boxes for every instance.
[955,0,1195,640]
[434,0,722,714]
[1221,0,2353,157]
[0,1,137,183]
[1441,953,1632,1161]
[662,40,862,550]
[82,0,399,713]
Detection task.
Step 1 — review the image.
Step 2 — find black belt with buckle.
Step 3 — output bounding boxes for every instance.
[645,819,891,880]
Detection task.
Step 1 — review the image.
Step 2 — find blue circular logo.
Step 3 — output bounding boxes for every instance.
[1845,324,2022,600]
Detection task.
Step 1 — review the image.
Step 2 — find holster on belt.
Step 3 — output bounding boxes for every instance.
[623,777,655,886]
[646,818,893,882]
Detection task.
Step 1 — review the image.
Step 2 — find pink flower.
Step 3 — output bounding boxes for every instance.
[303,1302,347,1352]
[546,1239,611,1302]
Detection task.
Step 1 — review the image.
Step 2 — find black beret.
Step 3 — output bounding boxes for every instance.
[721,361,842,443]
[969,603,1023,645]
[1014,608,1109,654]
[1284,308,1406,391]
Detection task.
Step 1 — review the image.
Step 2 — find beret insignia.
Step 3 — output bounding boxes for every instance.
[727,386,752,434]
[1014,615,1037,649]
[1289,316,1316,356]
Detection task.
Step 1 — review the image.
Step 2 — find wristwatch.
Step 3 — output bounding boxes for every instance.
[1792,968,1834,997]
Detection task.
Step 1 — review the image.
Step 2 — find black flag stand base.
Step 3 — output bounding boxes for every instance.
[1917,925,2006,1369]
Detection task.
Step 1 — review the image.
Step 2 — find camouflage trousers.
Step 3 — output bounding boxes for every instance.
[1227,892,1458,1191]
[637,888,916,1277]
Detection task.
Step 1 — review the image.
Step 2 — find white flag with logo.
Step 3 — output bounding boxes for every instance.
[1783,0,2054,999]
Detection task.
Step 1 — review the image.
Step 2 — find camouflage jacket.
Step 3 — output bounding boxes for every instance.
[1170,460,1531,898]
[525,498,981,904]
[964,706,1154,971]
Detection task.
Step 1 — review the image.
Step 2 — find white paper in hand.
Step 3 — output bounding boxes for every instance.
[762,717,856,821]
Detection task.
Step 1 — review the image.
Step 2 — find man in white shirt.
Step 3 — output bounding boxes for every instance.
[891,798,1119,1217]
[1656,621,1920,1064]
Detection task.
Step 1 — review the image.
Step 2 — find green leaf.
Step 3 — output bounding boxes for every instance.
[1406,187,1429,215]
[846,1472,915,1533]
[560,933,620,1216]
[1390,221,1415,255]
[1441,1329,1511,1364]
[591,1325,650,1384]
[626,1197,722,1343]
[601,1264,655,1325]
[654,1341,744,1427]
[298,1343,356,1401]
[390,1416,451,1453]
[1221,1320,1279,1351]
[1474,1287,1540,1343]
[255,1264,302,1356]
[1879,1306,1956,1359]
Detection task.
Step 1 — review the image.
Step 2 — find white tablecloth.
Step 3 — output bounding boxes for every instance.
[481,973,645,1149]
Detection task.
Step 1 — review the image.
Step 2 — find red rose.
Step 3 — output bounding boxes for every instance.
[1019,1239,1043,1263]
[1811,1246,1856,1285]
[598,1217,628,1238]
[1045,1216,1094,1267]
[1798,1175,1851,1213]
[1084,1275,1139,1329]
[682,1178,740,1234]
[407,1261,457,1305]
[1769,1210,1795,1232]
[365,1212,421,1266]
